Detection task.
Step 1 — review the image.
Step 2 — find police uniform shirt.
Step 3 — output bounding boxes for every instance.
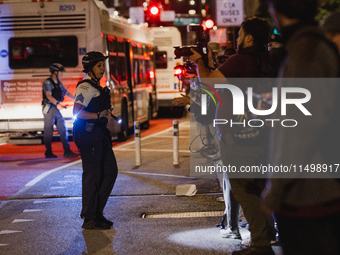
[74,75,101,107]
[42,78,67,102]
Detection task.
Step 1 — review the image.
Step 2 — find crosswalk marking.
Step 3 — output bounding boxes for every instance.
[33,200,51,204]
[0,230,23,234]
[23,209,43,213]
[12,219,35,223]
[50,187,65,190]
[64,175,79,178]
[57,180,74,184]
[42,193,54,197]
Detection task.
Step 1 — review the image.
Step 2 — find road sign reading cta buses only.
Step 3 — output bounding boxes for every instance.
[216,0,244,27]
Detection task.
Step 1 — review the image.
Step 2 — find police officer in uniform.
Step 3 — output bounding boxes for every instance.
[73,51,118,230]
[42,63,79,158]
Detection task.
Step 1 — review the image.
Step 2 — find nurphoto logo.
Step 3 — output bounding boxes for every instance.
[199,83,312,128]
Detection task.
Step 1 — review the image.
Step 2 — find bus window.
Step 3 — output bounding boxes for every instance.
[132,45,138,55]
[144,60,151,83]
[108,37,117,53]
[109,56,118,81]
[117,56,127,82]
[133,58,140,85]
[9,36,78,69]
[117,41,125,53]
[155,51,167,69]
[138,44,143,56]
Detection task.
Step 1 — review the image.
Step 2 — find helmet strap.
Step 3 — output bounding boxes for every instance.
[89,69,99,82]
[51,71,59,82]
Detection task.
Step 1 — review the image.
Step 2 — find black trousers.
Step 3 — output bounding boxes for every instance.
[276,211,340,255]
[78,140,118,220]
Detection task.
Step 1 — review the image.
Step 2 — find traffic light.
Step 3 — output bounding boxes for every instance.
[145,5,161,26]
[150,6,159,15]
[202,19,214,30]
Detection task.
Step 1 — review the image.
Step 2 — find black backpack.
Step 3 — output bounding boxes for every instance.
[230,52,277,146]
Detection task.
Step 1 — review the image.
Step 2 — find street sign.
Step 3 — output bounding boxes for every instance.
[129,7,144,24]
[216,0,244,27]
[174,17,200,26]
[160,10,175,22]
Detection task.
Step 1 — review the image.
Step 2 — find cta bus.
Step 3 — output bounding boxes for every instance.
[150,27,184,116]
[0,0,157,143]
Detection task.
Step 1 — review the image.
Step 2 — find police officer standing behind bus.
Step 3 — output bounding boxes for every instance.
[73,51,118,230]
[42,63,79,158]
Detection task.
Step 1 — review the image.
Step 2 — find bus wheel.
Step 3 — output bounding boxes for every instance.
[118,103,128,141]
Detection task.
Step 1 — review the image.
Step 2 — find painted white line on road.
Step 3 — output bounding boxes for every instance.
[33,200,51,204]
[0,244,9,246]
[25,160,81,187]
[115,148,190,153]
[50,187,65,190]
[12,219,35,223]
[121,171,197,179]
[23,209,43,212]
[64,175,80,178]
[0,230,22,234]
[144,211,225,218]
[57,180,74,184]
[42,193,54,197]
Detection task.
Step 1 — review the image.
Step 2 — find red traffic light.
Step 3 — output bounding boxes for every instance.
[174,66,182,76]
[205,19,214,29]
[150,6,159,15]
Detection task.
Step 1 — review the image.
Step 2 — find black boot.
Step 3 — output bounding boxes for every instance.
[216,213,226,229]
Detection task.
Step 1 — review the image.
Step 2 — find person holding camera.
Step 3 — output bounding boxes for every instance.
[73,51,118,230]
[190,17,275,255]
[42,63,79,158]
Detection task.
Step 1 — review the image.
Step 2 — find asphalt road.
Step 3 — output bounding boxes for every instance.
[0,116,283,255]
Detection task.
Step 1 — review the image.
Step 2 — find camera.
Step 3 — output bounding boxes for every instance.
[174,24,209,65]
[216,55,228,65]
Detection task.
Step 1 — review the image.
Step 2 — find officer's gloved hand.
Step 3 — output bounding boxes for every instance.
[98,109,112,126]
[98,109,111,119]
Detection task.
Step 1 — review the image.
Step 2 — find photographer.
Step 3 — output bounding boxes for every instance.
[190,17,276,255]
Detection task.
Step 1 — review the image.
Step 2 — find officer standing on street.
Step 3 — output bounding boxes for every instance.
[73,51,118,230]
[42,63,79,158]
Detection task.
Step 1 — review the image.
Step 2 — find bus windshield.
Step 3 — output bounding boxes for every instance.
[9,36,78,69]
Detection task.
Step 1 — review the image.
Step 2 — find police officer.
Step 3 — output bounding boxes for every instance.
[42,63,79,158]
[73,51,118,230]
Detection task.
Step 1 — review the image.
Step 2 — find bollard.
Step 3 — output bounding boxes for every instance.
[173,120,179,165]
[134,121,141,166]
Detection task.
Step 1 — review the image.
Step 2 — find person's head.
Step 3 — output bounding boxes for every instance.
[82,51,108,81]
[223,47,236,58]
[237,17,270,51]
[320,10,340,53]
[267,0,319,30]
[268,33,283,51]
[49,63,64,80]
